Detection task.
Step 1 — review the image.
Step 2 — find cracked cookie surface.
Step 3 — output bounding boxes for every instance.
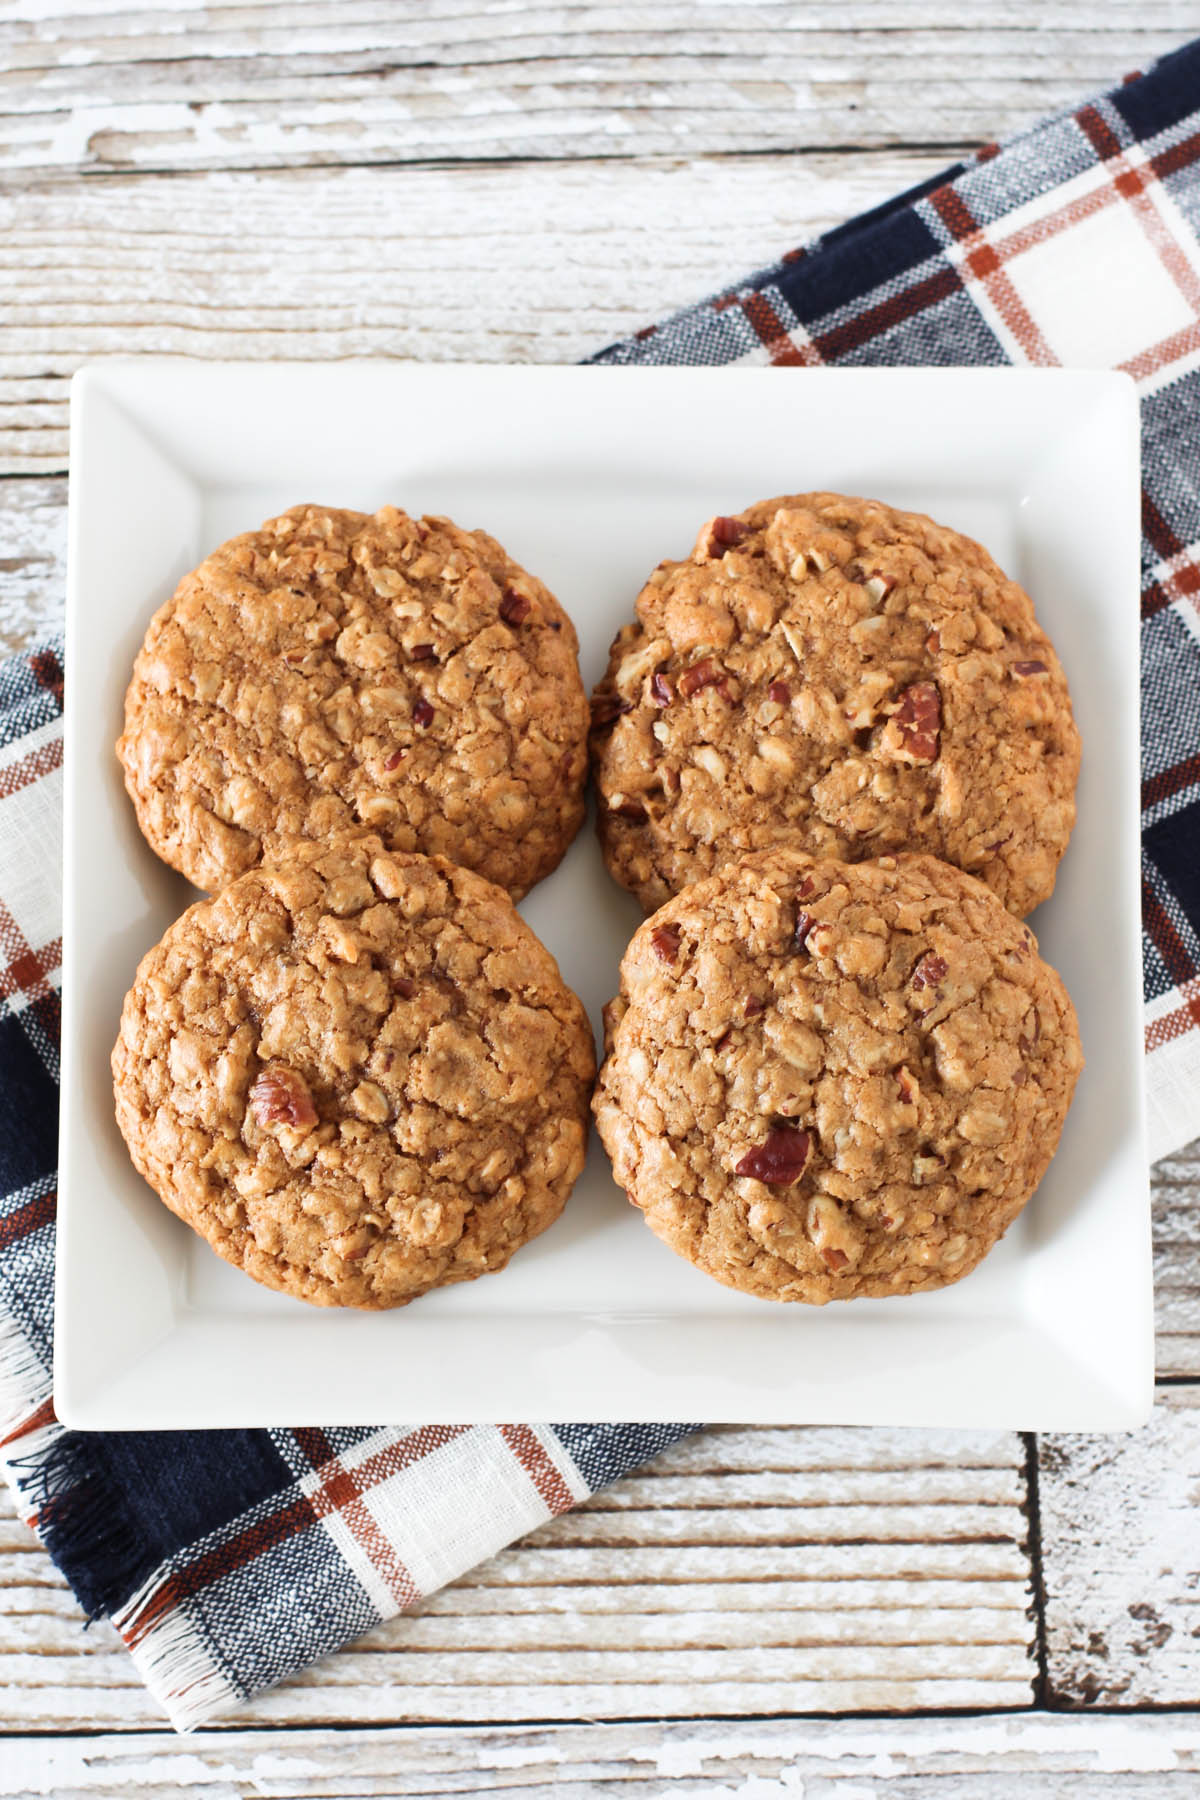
[593,847,1081,1304]
[113,832,596,1308]
[591,492,1080,917]
[119,504,589,898]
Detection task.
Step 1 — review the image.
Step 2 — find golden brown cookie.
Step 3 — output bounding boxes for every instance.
[590,493,1080,917]
[593,847,1081,1304]
[118,504,589,899]
[113,832,596,1309]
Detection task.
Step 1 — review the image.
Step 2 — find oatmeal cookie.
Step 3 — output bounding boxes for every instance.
[112,831,596,1308]
[591,493,1080,917]
[593,847,1081,1303]
[118,505,589,898]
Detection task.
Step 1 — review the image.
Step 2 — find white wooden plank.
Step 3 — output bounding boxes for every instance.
[1041,1386,1200,1706]
[1,2,1193,173]
[0,476,66,656]
[0,1424,1035,1730]
[2,1715,1200,1797]
[0,151,950,473]
[413,1575,1033,1615]
[574,1420,1028,1471]
[526,1501,1028,1545]
[1152,1139,1200,1377]
[451,1539,1034,1584]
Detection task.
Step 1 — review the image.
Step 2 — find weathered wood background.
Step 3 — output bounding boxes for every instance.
[2,4,1199,1793]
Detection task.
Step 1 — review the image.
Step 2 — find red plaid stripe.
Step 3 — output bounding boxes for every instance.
[294,1427,442,1608]
[1144,752,1200,811]
[815,265,963,362]
[498,1423,577,1513]
[929,186,1056,364]
[0,735,62,804]
[1150,127,1200,181]
[0,1187,56,1257]
[0,1396,56,1451]
[1147,973,1200,1052]
[1140,494,1200,623]
[0,895,62,1066]
[738,292,810,366]
[0,927,61,1011]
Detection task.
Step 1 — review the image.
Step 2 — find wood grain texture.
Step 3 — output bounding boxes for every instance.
[0,478,65,655]
[1151,1140,1200,1377]
[2,2,1194,175]
[2,0,1199,1766]
[1040,1387,1200,1708]
[0,151,949,473]
[2,1714,1200,1797]
[0,1425,1036,1731]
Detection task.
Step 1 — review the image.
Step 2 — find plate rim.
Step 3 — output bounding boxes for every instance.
[54,357,1151,1432]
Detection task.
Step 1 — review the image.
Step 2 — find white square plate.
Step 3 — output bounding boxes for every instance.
[58,361,1150,1431]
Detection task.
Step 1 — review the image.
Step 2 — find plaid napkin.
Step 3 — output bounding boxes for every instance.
[3,36,1200,1734]
[596,40,1200,1163]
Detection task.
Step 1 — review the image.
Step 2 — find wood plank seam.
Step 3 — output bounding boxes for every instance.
[1021,1430,1051,1710]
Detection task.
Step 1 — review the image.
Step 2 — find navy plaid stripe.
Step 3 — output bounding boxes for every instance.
[0,640,63,750]
[552,1421,705,1491]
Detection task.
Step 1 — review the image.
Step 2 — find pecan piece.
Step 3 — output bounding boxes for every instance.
[408,642,437,663]
[651,924,681,964]
[650,670,674,707]
[735,1125,811,1185]
[590,692,632,731]
[678,657,724,698]
[499,589,532,624]
[792,910,815,953]
[696,514,749,558]
[893,682,941,762]
[1011,659,1049,678]
[249,1063,317,1131]
[911,952,949,994]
